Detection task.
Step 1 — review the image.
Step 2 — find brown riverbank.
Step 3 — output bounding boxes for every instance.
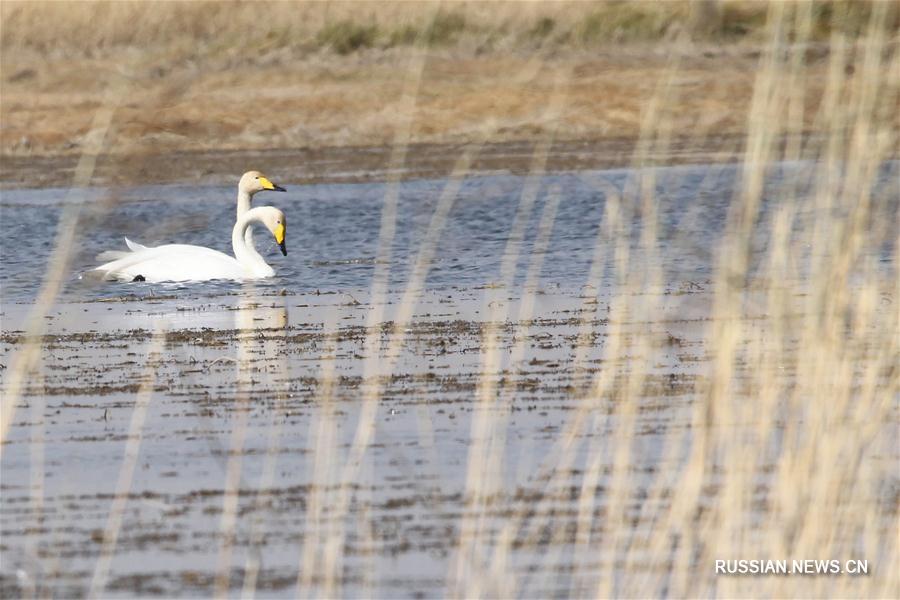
[0,41,866,190]
[6,1,897,189]
[0,44,773,154]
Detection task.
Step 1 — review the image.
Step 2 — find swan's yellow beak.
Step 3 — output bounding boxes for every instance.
[259,176,286,192]
[274,223,287,256]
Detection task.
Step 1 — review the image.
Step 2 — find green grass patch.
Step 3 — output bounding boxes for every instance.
[387,24,420,47]
[528,16,556,40]
[575,4,680,44]
[315,20,379,55]
[719,3,768,38]
[424,11,468,45]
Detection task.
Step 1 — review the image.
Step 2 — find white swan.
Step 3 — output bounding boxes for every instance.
[99,171,286,258]
[93,206,287,283]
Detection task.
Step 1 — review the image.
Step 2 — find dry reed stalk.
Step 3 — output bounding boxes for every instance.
[476,33,685,596]
[0,73,126,446]
[714,6,812,597]
[663,3,783,595]
[335,0,434,468]
[590,35,680,599]
[316,36,548,598]
[214,293,279,596]
[315,135,485,596]
[485,135,651,565]
[777,7,897,594]
[5,72,129,592]
[310,18,434,594]
[298,32,553,600]
[452,66,570,597]
[87,327,167,598]
[296,311,340,599]
[291,9,443,595]
[649,3,898,596]
[291,43,546,594]
[520,82,663,599]
[483,184,562,598]
[474,173,622,594]
[437,1,897,596]
[24,370,45,600]
[239,296,290,599]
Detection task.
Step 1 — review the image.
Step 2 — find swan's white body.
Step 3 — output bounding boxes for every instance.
[94,207,286,283]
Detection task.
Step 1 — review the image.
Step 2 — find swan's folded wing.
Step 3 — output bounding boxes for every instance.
[93,244,245,282]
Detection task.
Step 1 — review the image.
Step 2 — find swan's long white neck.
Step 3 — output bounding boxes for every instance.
[237,189,255,247]
[232,208,271,276]
[237,189,252,218]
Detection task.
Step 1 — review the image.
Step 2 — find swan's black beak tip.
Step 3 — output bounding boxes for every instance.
[279,241,287,256]
[273,184,287,192]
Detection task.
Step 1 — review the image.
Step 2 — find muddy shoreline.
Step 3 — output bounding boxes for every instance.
[1,134,764,190]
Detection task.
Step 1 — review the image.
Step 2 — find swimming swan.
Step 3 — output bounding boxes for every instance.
[93,206,287,283]
[97,171,286,258]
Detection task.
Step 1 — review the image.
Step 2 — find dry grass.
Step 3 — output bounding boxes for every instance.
[2,1,899,598]
[0,49,769,157]
[1,1,890,56]
[1,1,897,159]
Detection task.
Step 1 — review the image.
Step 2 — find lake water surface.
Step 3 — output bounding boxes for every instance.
[1,161,897,598]
[8,161,895,304]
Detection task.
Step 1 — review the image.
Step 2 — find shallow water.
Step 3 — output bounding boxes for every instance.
[7,160,896,305]
[1,161,897,597]
[0,286,714,598]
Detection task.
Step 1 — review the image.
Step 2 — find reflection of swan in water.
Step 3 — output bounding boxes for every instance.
[235,285,289,373]
[236,295,290,333]
[93,207,287,283]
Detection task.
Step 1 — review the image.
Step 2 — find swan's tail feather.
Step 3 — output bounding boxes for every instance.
[95,237,152,262]
[125,237,151,253]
